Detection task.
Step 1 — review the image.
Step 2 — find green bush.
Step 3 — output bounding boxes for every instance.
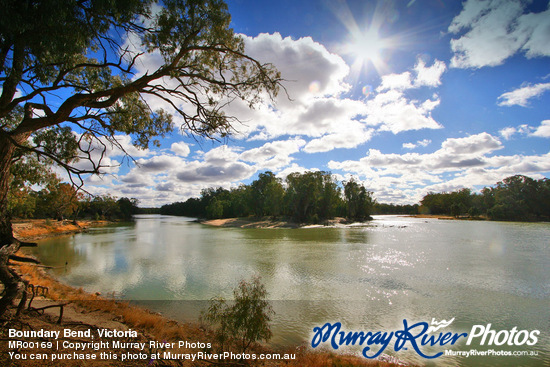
[202,276,274,356]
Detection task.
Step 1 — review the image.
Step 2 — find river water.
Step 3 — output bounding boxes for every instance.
[32,215,549,366]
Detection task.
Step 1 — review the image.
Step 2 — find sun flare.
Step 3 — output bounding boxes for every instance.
[329,0,400,79]
[347,28,384,65]
[342,25,394,77]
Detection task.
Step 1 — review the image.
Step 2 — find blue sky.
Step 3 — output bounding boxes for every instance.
[80,0,550,207]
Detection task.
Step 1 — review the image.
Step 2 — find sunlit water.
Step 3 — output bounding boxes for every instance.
[32,215,549,366]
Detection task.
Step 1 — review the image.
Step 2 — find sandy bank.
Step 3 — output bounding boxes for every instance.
[201,217,366,228]
[407,214,487,220]
[201,217,299,228]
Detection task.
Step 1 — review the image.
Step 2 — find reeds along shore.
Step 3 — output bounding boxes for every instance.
[4,219,404,367]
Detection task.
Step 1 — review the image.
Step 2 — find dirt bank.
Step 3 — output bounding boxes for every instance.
[12,219,111,242]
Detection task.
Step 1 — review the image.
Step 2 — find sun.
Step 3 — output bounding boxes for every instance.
[329,1,399,79]
[343,26,391,75]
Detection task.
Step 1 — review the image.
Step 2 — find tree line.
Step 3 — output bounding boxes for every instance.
[420,175,550,221]
[10,166,548,224]
[160,171,375,223]
[9,159,139,221]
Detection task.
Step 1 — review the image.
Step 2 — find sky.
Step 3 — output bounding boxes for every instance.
[79,0,550,207]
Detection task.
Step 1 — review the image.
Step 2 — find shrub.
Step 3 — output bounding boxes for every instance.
[202,276,274,356]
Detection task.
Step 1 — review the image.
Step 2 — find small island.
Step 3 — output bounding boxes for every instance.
[160,171,550,224]
[161,171,375,225]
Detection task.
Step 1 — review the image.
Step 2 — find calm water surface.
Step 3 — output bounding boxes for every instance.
[33,215,549,366]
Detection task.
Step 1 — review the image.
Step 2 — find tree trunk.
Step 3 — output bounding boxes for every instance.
[0,133,25,317]
[0,133,16,246]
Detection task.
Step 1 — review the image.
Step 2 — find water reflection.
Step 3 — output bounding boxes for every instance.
[32,215,549,367]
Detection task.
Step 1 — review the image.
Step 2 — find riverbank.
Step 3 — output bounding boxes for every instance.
[5,219,402,367]
[6,220,206,366]
[12,219,112,242]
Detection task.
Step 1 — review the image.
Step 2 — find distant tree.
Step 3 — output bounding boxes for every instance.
[373,203,419,215]
[317,173,341,220]
[250,172,284,217]
[538,178,550,220]
[7,186,36,219]
[35,179,82,220]
[228,185,252,218]
[117,197,139,220]
[489,175,538,221]
[285,171,324,222]
[0,0,281,315]
[90,195,120,220]
[343,178,374,220]
[419,175,549,221]
[206,197,224,219]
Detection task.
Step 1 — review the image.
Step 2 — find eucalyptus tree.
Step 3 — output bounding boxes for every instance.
[343,177,374,221]
[0,0,281,315]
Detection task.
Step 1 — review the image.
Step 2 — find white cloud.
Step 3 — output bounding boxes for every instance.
[449,0,550,68]
[377,72,413,91]
[175,161,256,184]
[124,32,446,154]
[403,139,432,149]
[292,97,368,137]
[365,59,445,134]
[517,4,550,58]
[118,168,156,188]
[171,141,191,157]
[532,120,550,137]
[364,90,442,133]
[378,58,446,91]
[220,37,446,146]
[440,132,502,156]
[499,126,518,140]
[243,33,351,104]
[499,124,536,139]
[303,125,374,153]
[173,146,256,185]
[418,139,432,147]
[215,33,370,145]
[275,163,315,181]
[328,133,516,203]
[240,138,306,170]
[414,59,447,87]
[497,82,550,106]
[122,31,355,144]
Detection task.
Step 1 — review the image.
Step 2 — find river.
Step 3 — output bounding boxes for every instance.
[32,215,549,366]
